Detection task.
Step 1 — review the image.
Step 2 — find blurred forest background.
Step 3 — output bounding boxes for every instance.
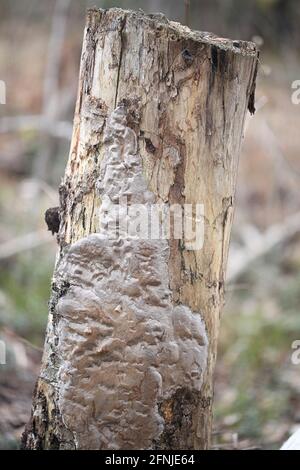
[0,0,300,450]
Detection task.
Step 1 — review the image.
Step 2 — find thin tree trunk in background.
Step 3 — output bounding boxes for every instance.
[22,8,258,450]
[184,0,190,26]
[34,0,72,180]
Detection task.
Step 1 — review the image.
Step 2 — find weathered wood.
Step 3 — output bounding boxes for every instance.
[22,8,258,450]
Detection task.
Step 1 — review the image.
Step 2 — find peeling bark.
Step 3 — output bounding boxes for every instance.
[22,8,258,450]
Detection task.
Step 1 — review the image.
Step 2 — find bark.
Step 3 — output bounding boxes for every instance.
[22,8,258,450]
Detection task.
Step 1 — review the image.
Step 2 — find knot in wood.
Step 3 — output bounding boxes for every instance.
[181,48,194,65]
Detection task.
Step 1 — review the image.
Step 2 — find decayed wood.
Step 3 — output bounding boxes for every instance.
[22,8,258,450]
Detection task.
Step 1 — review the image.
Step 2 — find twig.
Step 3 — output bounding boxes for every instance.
[259,119,300,180]
[0,115,72,140]
[0,231,53,260]
[1,327,43,354]
[228,211,300,282]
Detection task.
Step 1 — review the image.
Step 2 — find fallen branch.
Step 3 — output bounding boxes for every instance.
[228,211,300,282]
[0,115,72,140]
[0,231,53,260]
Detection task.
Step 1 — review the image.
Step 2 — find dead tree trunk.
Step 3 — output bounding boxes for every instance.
[22,8,258,450]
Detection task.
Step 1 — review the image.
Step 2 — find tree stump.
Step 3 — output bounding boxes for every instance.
[22,8,258,450]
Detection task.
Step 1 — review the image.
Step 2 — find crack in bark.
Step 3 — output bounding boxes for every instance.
[114,16,126,108]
